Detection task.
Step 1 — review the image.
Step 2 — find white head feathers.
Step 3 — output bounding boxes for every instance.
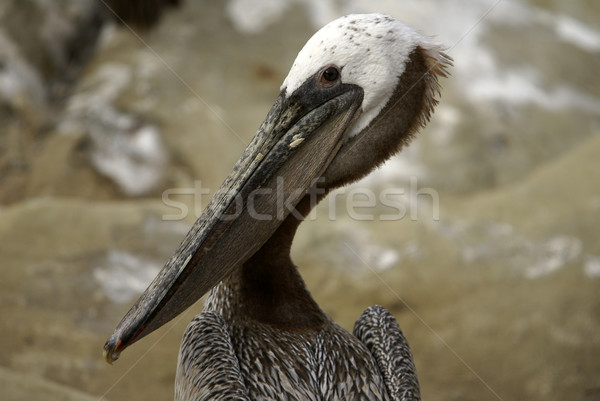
[282,14,446,138]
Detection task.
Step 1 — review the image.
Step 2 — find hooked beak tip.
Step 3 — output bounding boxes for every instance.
[103,338,123,365]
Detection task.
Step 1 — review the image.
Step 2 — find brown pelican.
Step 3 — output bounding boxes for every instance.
[104,13,451,401]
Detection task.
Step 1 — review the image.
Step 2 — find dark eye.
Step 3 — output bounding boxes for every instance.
[321,66,340,83]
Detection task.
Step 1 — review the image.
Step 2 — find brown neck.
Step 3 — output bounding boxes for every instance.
[239,192,328,330]
[236,47,450,331]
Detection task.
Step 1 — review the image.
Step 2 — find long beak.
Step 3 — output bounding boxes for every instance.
[103,82,364,363]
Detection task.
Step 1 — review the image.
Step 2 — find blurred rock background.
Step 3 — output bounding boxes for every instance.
[0,0,599,400]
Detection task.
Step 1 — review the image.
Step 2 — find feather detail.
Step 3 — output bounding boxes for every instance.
[354,306,420,401]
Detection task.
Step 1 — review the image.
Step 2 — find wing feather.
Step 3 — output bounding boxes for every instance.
[353,305,420,401]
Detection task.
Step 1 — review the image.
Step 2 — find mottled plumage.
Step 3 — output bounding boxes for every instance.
[176,279,418,400]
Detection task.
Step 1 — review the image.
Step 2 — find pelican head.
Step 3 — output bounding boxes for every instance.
[104,13,451,363]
